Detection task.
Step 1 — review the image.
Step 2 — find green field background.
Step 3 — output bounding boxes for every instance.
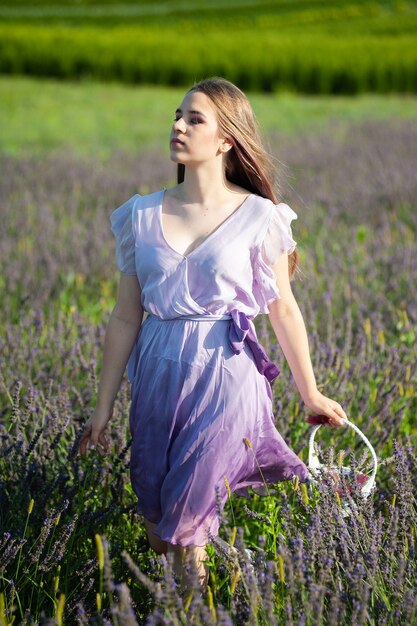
[0,0,417,93]
[2,76,417,159]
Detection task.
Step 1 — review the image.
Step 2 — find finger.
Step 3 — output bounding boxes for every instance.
[318,404,343,427]
[96,434,109,456]
[77,428,91,456]
[90,429,102,447]
[98,432,109,449]
[96,443,107,456]
[91,431,109,452]
[98,430,109,448]
[331,401,347,417]
[328,410,347,427]
[79,438,90,456]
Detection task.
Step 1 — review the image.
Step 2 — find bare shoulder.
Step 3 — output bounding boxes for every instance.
[226,183,253,200]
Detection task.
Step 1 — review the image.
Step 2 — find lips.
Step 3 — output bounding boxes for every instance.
[170,138,184,146]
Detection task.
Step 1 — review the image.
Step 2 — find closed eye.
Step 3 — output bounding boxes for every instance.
[174,116,202,124]
[174,108,204,125]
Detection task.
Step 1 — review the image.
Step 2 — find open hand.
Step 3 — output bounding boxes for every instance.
[77,409,111,456]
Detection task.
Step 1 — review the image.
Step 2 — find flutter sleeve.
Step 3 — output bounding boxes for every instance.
[110,195,138,275]
[262,202,298,265]
[252,201,298,312]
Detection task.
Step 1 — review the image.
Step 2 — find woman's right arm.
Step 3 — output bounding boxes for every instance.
[78,274,143,455]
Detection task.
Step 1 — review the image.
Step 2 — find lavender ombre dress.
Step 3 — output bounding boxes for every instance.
[111,189,309,547]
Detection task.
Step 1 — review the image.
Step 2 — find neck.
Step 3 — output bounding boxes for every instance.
[180,158,231,204]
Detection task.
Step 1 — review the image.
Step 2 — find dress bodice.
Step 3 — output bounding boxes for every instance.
[110,189,298,319]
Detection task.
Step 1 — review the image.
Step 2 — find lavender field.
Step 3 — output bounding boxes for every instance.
[1,117,417,625]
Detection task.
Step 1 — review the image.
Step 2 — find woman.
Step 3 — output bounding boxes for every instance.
[78,77,347,588]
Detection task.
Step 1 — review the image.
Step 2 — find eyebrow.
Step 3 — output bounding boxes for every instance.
[175,108,207,118]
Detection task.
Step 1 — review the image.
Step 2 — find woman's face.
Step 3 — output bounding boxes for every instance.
[169,90,227,166]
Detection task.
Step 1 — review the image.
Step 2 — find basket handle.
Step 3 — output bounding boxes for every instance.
[308,419,377,498]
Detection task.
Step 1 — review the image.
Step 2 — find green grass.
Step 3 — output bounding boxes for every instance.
[1,76,417,159]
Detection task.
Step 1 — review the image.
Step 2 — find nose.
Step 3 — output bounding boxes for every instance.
[172,117,186,133]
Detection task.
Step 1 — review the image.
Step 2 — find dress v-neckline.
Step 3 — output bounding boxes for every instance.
[157,189,255,260]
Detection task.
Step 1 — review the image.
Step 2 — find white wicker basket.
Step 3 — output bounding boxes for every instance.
[308,418,377,499]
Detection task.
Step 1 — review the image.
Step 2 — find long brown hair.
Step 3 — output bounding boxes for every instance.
[177,77,299,278]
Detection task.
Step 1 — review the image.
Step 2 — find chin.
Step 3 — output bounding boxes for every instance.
[169,153,186,165]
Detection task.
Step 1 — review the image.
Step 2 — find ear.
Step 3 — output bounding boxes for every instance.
[219,136,233,153]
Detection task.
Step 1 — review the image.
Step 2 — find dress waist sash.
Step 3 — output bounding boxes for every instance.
[146,311,280,383]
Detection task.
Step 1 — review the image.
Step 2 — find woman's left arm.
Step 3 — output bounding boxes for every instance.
[268,252,347,427]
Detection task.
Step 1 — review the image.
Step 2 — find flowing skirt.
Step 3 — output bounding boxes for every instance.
[128,315,309,547]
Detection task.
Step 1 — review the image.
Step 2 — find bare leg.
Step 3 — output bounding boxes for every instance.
[143,518,168,555]
[186,545,209,589]
[144,519,208,590]
[167,543,209,591]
